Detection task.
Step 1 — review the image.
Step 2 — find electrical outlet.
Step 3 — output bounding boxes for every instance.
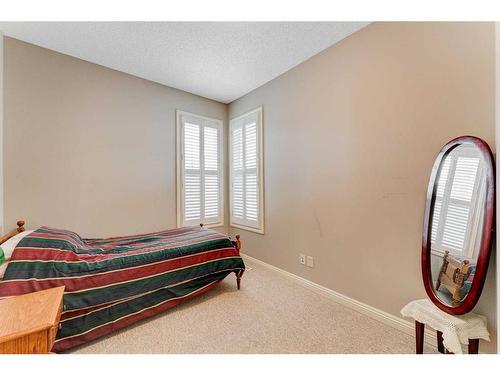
[299,253,306,265]
[306,256,314,268]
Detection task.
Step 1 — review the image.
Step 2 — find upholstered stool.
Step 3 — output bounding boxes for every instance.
[401,299,490,354]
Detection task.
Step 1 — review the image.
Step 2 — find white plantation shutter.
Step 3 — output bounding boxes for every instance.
[183,122,201,222]
[441,156,480,253]
[177,111,223,227]
[230,107,264,233]
[431,157,451,243]
[431,147,483,257]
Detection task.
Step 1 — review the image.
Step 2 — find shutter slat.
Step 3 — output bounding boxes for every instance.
[440,155,479,252]
[232,173,244,219]
[450,156,479,202]
[245,122,257,169]
[184,123,200,170]
[204,174,219,218]
[184,173,201,221]
[436,158,451,198]
[204,126,219,172]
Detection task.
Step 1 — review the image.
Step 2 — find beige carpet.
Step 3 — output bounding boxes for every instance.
[70,258,432,354]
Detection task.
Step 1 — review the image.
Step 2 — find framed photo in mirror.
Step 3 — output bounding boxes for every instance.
[421,136,495,315]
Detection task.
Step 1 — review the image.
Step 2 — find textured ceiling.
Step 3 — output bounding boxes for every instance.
[0,22,368,103]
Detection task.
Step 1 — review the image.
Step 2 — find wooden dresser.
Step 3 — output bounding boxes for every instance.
[0,286,65,354]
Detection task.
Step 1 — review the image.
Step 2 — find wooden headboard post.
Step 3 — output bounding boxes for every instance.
[16,220,25,233]
[0,220,26,245]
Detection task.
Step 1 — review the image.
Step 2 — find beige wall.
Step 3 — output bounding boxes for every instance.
[229,22,497,352]
[3,37,227,237]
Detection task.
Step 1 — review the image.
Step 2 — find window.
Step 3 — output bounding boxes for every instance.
[229,107,264,234]
[176,110,223,227]
[431,145,485,259]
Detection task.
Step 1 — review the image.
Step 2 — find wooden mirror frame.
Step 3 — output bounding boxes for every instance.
[421,136,495,315]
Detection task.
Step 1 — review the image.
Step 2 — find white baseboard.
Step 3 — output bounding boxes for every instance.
[241,253,437,350]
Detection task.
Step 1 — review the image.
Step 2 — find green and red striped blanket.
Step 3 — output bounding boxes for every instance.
[0,226,245,352]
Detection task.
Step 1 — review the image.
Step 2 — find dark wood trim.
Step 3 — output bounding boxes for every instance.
[0,220,25,245]
[437,331,445,353]
[415,321,425,354]
[468,339,479,354]
[235,269,244,290]
[421,136,495,315]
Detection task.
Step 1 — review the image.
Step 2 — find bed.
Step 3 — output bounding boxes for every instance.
[0,221,245,352]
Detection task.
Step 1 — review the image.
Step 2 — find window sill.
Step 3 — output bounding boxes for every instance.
[204,223,225,229]
[230,223,264,235]
[180,221,224,229]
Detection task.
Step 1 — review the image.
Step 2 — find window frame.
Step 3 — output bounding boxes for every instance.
[229,106,265,234]
[176,109,224,228]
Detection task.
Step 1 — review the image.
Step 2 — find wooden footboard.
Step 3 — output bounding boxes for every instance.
[231,235,241,253]
[199,223,243,289]
[231,235,242,289]
[235,269,244,290]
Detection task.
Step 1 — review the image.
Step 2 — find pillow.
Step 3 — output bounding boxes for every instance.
[1,230,34,260]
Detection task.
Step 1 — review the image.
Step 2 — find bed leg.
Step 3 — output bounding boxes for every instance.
[235,269,244,290]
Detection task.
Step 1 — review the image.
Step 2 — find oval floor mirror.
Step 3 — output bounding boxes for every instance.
[422,136,495,315]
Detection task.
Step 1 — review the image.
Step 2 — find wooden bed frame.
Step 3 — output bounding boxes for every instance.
[233,236,244,289]
[0,220,25,244]
[200,223,244,289]
[1,220,244,289]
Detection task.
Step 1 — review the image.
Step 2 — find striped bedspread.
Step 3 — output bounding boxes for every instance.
[0,226,245,351]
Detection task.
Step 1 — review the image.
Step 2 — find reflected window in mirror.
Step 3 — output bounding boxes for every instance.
[431,145,485,259]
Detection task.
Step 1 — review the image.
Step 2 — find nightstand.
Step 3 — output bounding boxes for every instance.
[0,286,65,354]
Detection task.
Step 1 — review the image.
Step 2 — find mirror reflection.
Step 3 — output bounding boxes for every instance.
[430,144,487,306]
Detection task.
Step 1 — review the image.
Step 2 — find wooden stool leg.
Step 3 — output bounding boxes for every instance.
[415,321,425,354]
[437,331,445,354]
[468,339,479,354]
